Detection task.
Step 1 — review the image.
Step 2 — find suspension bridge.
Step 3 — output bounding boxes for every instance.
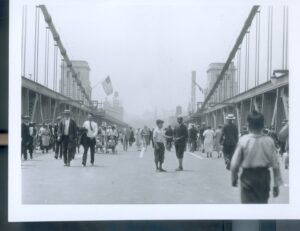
[21,5,127,127]
[190,6,289,131]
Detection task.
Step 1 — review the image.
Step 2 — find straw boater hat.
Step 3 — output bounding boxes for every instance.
[63,109,71,114]
[225,114,236,120]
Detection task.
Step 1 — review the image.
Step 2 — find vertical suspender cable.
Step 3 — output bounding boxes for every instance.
[244,34,248,91]
[267,7,271,81]
[60,59,65,95]
[24,5,27,77]
[238,48,241,94]
[285,7,288,69]
[247,31,250,89]
[282,7,286,69]
[255,13,259,86]
[44,28,48,85]
[33,6,38,82]
[270,6,273,78]
[46,29,49,86]
[36,7,40,83]
[21,6,24,76]
[257,11,260,85]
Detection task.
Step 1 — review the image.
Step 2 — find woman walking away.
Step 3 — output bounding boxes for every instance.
[214,125,223,158]
[203,126,214,158]
[231,110,283,204]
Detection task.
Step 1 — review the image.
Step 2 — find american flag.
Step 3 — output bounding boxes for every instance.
[102,76,113,96]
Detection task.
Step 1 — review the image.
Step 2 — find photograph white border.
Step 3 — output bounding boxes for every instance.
[8,0,300,221]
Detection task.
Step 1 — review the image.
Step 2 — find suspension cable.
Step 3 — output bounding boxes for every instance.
[36,7,40,83]
[270,6,273,78]
[282,6,286,69]
[33,6,38,82]
[257,11,260,85]
[285,7,288,69]
[267,6,271,81]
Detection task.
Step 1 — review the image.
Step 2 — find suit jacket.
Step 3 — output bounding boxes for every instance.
[21,122,30,143]
[220,123,238,146]
[58,118,77,142]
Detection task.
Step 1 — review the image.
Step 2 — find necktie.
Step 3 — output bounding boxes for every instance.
[90,121,93,131]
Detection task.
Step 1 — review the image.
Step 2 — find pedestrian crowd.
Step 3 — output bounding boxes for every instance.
[21,109,289,204]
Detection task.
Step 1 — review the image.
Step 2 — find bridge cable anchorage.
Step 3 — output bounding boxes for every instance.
[200,6,260,111]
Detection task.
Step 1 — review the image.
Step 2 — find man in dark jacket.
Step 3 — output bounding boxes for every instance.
[220,114,238,170]
[58,110,77,167]
[21,115,30,160]
[188,124,198,153]
[174,115,188,171]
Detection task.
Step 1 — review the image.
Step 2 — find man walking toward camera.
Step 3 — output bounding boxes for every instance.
[59,110,77,167]
[82,113,98,166]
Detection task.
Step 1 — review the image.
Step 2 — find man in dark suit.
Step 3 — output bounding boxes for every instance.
[174,115,188,171]
[58,110,77,166]
[220,114,239,170]
[21,115,30,160]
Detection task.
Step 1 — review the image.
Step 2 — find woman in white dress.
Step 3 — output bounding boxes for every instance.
[203,126,214,158]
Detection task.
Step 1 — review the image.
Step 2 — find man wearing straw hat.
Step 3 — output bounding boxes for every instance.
[220,113,238,170]
[58,109,77,167]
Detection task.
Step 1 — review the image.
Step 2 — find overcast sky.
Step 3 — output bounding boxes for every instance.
[21,1,287,124]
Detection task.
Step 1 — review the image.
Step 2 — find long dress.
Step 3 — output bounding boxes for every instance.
[41,127,51,150]
[214,129,222,152]
[203,129,214,153]
[135,130,142,151]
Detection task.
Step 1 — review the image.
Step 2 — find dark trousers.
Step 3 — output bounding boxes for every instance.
[55,140,62,158]
[21,141,27,160]
[154,142,165,164]
[123,139,129,151]
[61,135,73,164]
[189,140,197,152]
[240,167,270,204]
[82,137,96,165]
[223,144,236,169]
[175,143,185,159]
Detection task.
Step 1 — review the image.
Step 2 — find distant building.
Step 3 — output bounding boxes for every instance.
[205,63,237,104]
[60,60,92,102]
[103,92,124,122]
[176,105,182,116]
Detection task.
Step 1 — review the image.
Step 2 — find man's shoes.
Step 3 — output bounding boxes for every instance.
[67,162,70,167]
[159,168,166,172]
[54,155,58,159]
[91,163,94,166]
[156,168,160,172]
[82,162,86,167]
[175,167,183,171]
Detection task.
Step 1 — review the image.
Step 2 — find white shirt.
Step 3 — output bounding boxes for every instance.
[153,127,165,143]
[83,120,98,138]
[64,118,70,135]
